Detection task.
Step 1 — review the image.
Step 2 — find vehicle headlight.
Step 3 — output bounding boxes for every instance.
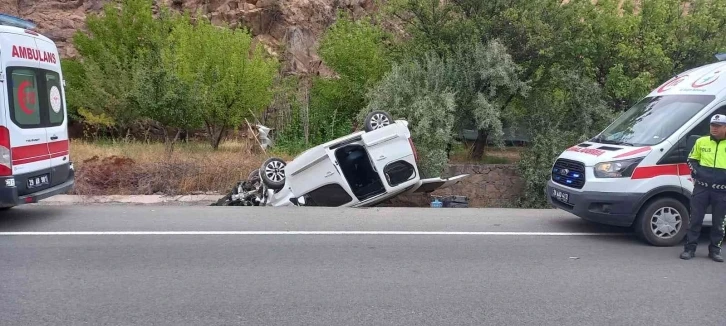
[594,158,643,178]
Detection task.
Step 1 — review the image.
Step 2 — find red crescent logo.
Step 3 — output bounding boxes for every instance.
[657,76,687,93]
[692,70,721,88]
[17,81,34,115]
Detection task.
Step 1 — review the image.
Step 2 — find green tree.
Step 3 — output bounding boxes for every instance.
[385,0,475,59]
[67,0,164,136]
[448,40,530,159]
[362,39,526,174]
[163,12,279,149]
[128,57,202,153]
[284,12,393,147]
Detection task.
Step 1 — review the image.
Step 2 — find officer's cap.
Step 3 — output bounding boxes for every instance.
[711,114,726,125]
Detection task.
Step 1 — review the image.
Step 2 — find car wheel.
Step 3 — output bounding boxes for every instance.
[248,169,260,181]
[364,111,393,132]
[634,197,689,247]
[260,157,286,190]
[247,169,261,186]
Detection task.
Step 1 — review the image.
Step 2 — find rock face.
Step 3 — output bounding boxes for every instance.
[0,0,375,76]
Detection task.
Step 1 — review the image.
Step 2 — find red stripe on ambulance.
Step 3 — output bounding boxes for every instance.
[631,163,690,179]
[613,146,651,158]
[11,140,69,165]
[48,140,69,155]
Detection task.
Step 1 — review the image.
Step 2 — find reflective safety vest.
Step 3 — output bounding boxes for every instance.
[689,135,726,189]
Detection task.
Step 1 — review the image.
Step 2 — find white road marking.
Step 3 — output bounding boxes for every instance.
[0,231,630,236]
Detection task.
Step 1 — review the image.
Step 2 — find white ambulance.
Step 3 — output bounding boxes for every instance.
[0,13,74,209]
[547,54,726,247]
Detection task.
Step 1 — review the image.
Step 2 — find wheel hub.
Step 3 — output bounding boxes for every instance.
[370,113,390,130]
[265,161,285,182]
[650,207,682,239]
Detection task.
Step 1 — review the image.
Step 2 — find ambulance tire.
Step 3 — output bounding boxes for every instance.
[634,197,689,247]
[260,157,286,190]
[364,111,393,132]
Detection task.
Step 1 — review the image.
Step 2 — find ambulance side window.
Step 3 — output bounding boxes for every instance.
[46,72,64,126]
[8,68,42,128]
[5,67,64,129]
[659,106,726,164]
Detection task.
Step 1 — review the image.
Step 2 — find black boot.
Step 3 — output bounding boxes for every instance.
[680,250,695,260]
[708,251,724,262]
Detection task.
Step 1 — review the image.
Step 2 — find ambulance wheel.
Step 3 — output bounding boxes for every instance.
[364,111,393,132]
[260,157,286,190]
[634,197,689,247]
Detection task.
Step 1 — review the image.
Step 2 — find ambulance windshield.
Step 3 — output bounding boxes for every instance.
[593,94,715,147]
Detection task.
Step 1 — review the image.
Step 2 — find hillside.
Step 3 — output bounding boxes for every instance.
[0,0,375,76]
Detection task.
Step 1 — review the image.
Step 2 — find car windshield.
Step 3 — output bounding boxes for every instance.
[593,94,716,146]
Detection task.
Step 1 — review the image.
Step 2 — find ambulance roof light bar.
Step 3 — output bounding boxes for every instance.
[0,13,37,30]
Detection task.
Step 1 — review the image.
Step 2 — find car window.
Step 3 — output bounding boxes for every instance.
[9,68,41,128]
[303,184,353,206]
[6,67,64,129]
[46,71,64,126]
[658,105,726,164]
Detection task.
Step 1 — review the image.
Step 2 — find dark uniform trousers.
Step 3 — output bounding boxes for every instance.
[686,181,726,253]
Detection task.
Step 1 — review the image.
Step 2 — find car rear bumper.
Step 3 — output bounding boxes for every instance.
[0,168,75,208]
[546,180,641,227]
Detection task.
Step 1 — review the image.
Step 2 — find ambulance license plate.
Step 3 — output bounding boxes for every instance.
[27,174,49,189]
[552,188,569,204]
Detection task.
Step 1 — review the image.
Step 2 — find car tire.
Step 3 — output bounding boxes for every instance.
[248,169,260,181]
[634,197,689,247]
[364,111,393,132]
[260,157,286,190]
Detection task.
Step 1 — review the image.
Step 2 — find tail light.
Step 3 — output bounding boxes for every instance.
[408,137,418,163]
[0,126,11,176]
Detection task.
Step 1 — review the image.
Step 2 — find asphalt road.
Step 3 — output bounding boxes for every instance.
[1,206,725,326]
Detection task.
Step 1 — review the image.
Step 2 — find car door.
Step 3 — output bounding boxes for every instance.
[0,31,51,195]
[284,145,355,206]
[360,123,414,192]
[34,37,70,188]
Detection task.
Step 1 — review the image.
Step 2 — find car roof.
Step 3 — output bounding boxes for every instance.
[647,61,726,97]
[0,24,54,45]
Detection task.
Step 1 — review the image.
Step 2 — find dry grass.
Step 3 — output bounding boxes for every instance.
[69,139,292,196]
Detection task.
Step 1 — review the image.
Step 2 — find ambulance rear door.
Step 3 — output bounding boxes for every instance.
[0,30,52,195]
[34,37,69,189]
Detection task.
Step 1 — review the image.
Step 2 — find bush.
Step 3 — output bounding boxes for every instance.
[361,53,457,177]
[515,68,615,208]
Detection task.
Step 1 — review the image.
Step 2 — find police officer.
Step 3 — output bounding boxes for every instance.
[682,114,726,262]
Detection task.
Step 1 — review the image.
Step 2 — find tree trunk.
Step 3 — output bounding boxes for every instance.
[205,121,217,149]
[164,129,182,155]
[470,129,489,160]
[211,126,227,150]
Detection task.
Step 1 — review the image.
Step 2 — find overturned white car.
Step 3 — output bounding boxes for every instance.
[218,111,469,207]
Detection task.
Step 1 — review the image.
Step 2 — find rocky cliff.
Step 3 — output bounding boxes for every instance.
[0,0,375,76]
